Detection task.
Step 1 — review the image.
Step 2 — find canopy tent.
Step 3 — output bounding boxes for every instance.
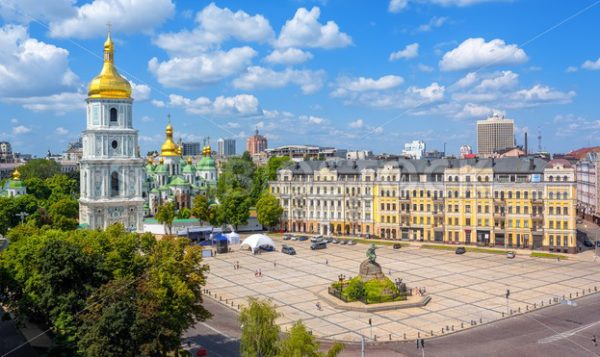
[225,231,240,245]
[240,234,275,252]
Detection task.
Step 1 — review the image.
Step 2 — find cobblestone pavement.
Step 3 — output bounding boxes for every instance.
[204,238,600,343]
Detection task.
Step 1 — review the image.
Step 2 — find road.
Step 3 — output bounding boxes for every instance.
[190,293,600,357]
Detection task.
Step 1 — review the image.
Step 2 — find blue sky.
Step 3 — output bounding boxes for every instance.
[1,0,600,157]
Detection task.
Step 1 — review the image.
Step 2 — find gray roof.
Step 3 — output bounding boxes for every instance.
[281,157,548,175]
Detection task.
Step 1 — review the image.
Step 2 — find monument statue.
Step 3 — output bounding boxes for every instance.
[366,243,378,263]
[360,244,383,281]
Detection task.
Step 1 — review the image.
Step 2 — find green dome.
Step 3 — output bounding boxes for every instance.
[169,176,189,186]
[155,164,167,174]
[150,188,159,194]
[196,156,216,171]
[182,163,196,174]
[159,185,170,191]
[8,180,25,189]
[146,163,154,173]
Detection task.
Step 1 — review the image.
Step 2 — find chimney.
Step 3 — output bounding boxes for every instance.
[524,132,528,155]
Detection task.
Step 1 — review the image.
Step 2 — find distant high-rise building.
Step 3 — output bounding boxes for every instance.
[459,145,473,158]
[182,142,201,156]
[217,138,236,157]
[0,141,13,163]
[246,129,268,155]
[402,140,426,159]
[477,113,515,157]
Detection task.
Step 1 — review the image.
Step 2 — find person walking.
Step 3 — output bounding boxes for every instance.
[593,335,597,347]
[259,269,262,277]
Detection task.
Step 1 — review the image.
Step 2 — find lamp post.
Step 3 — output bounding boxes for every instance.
[338,274,346,294]
[15,212,29,224]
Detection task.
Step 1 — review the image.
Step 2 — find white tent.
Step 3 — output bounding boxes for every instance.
[225,231,240,245]
[240,234,275,252]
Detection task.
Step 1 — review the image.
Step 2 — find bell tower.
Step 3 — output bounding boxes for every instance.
[79,30,144,231]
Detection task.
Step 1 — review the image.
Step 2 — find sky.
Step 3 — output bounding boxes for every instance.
[1,0,600,157]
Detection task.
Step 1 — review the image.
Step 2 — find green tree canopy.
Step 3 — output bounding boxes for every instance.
[191,194,210,225]
[220,190,250,230]
[240,297,281,357]
[17,159,61,180]
[277,320,344,357]
[48,197,79,230]
[256,192,283,230]
[156,202,176,235]
[217,157,256,201]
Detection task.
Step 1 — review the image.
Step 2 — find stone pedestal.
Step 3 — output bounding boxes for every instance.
[359,259,385,281]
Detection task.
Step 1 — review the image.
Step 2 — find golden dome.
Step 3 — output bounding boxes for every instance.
[187,156,193,165]
[87,31,132,99]
[147,157,153,164]
[159,157,164,164]
[202,146,212,156]
[12,168,21,180]
[160,120,180,157]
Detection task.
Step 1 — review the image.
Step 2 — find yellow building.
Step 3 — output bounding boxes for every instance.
[270,157,577,253]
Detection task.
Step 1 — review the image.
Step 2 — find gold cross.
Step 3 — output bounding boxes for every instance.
[106,22,112,33]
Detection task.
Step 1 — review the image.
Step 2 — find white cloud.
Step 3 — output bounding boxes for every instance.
[301,115,326,125]
[424,0,503,5]
[55,127,69,135]
[474,70,518,92]
[582,57,600,71]
[389,43,419,61]
[154,3,273,56]
[129,81,151,101]
[264,48,313,65]
[508,85,575,107]
[454,103,501,119]
[10,118,18,124]
[233,66,325,94]
[12,125,31,135]
[48,0,175,38]
[148,47,257,89]
[0,25,78,97]
[166,94,262,116]
[140,116,153,122]
[349,119,364,128]
[439,38,527,71]
[332,75,404,97]
[405,82,445,104]
[565,66,578,73]
[226,122,241,129]
[416,17,447,32]
[151,99,165,108]
[3,92,85,113]
[0,0,75,23]
[276,7,352,49]
[388,0,408,12]
[417,64,434,72]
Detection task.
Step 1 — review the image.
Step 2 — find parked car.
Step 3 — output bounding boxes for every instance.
[282,245,296,255]
[455,247,466,255]
[195,346,207,356]
[340,240,348,245]
[310,241,327,250]
[283,234,293,241]
[348,240,356,245]
[311,236,324,243]
[325,236,333,243]
[332,239,339,244]
[298,235,309,241]
[393,243,402,249]
[583,239,594,248]
[260,245,275,252]
[291,236,298,241]
[506,251,516,259]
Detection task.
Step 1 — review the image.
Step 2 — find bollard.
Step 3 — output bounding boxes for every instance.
[595,286,597,292]
[452,325,454,331]
[502,312,504,317]
[431,330,434,336]
[589,288,591,293]
[534,303,536,308]
[518,307,521,313]
[238,304,240,309]
[374,335,377,341]
[404,333,406,340]
[570,293,572,299]
[389,334,392,341]
[480,318,482,323]
[446,325,449,331]
[418,332,420,338]
[541,301,544,307]
[461,322,464,328]
[442,328,444,334]
[526,305,529,311]
[576,292,579,297]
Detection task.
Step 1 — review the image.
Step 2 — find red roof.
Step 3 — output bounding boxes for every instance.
[566,146,600,160]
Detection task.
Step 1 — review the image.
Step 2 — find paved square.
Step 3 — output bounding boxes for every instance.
[204,238,600,342]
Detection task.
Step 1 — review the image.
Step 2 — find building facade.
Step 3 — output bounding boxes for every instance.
[270,157,577,253]
[217,138,236,157]
[402,140,426,159]
[477,114,515,157]
[79,31,145,231]
[0,142,12,163]
[182,142,201,156]
[265,145,346,161]
[576,152,600,222]
[246,129,268,155]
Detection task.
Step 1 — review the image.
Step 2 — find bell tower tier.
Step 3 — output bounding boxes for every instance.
[79,30,144,232]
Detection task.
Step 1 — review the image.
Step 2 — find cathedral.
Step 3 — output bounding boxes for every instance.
[79,31,145,231]
[144,122,217,216]
[0,169,26,198]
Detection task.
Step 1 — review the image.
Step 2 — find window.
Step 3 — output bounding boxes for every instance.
[111,171,119,197]
[112,140,118,149]
[110,108,118,122]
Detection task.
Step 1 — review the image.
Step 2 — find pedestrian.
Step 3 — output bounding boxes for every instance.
[254,270,258,277]
[593,335,598,347]
[259,269,262,277]
[316,302,321,310]
[388,269,392,276]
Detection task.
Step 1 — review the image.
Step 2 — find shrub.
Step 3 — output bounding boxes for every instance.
[342,277,365,301]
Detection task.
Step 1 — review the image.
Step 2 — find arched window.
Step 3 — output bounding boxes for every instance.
[111,171,119,197]
[110,108,118,122]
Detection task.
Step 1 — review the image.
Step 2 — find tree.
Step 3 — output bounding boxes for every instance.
[23,177,51,200]
[177,207,191,219]
[216,157,256,201]
[48,197,79,230]
[277,320,344,357]
[156,202,176,235]
[220,190,250,230]
[191,195,210,225]
[240,297,280,357]
[46,174,79,198]
[17,159,60,180]
[256,192,283,230]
